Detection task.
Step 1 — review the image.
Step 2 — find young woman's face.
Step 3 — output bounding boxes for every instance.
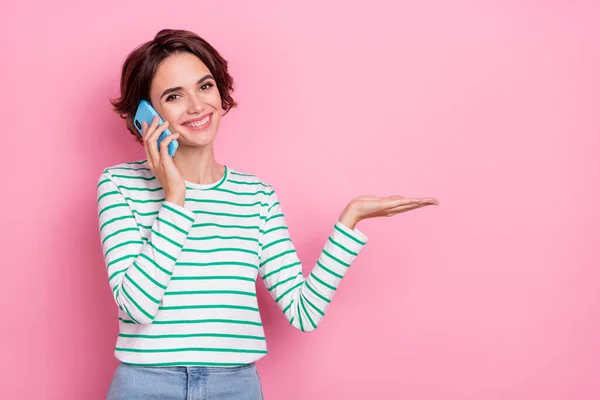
[149,52,222,148]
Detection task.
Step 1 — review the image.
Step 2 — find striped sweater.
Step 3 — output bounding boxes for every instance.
[96,160,368,367]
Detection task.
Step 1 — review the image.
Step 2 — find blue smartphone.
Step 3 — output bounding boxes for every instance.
[133,100,178,157]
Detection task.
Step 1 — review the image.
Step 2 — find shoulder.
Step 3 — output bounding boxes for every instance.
[225,167,280,210]
[97,159,154,189]
[226,166,274,193]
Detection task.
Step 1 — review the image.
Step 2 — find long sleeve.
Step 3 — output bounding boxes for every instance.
[258,187,368,332]
[97,172,196,324]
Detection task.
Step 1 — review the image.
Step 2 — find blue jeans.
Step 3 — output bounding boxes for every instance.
[106,362,264,399]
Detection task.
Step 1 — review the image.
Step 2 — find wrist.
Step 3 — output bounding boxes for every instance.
[165,193,186,208]
[338,208,360,230]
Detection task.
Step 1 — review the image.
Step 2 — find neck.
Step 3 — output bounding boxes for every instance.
[172,144,223,185]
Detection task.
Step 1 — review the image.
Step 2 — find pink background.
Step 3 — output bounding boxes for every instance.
[1,1,599,398]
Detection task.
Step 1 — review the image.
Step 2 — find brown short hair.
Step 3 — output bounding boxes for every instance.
[111,29,237,144]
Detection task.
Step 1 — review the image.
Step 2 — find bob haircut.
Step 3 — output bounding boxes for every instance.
[111,29,237,144]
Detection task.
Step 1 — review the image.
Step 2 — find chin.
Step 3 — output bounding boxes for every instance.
[181,135,216,148]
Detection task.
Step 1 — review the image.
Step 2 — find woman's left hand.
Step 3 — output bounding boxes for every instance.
[338,195,439,230]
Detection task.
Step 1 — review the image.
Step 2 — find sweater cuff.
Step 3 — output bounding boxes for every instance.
[331,221,368,257]
[159,201,196,235]
[334,220,368,244]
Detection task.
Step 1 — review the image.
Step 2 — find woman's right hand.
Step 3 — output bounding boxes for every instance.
[142,116,186,207]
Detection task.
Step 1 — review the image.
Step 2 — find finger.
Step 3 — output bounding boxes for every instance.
[148,116,159,134]
[362,197,418,217]
[386,204,431,217]
[367,203,423,218]
[383,195,405,202]
[419,197,438,205]
[146,117,168,145]
[371,196,409,210]
[384,197,425,208]
[159,132,179,162]
[394,197,438,207]
[143,116,162,148]
[147,121,170,166]
[144,129,159,171]
[387,203,432,215]
[141,121,155,170]
[144,140,154,171]
[141,119,155,156]
[149,120,171,143]
[141,120,148,136]
[141,116,159,140]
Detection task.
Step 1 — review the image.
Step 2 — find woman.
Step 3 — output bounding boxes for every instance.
[98,29,438,399]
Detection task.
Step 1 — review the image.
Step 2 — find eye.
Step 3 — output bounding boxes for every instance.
[200,82,214,91]
[165,94,180,102]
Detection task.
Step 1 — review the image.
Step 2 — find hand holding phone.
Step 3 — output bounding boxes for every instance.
[134,101,186,206]
[134,100,179,157]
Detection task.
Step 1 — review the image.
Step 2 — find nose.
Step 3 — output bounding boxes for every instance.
[187,95,204,115]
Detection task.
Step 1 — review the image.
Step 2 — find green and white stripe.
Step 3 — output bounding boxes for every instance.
[97,160,367,367]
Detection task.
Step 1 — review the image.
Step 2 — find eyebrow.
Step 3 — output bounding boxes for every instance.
[160,74,214,99]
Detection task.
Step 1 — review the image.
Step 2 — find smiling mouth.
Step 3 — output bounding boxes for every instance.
[182,114,212,129]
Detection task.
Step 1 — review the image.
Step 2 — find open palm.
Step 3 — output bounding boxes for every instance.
[350,195,439,220]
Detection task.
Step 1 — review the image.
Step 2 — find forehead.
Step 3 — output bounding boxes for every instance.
[151,52,212,92]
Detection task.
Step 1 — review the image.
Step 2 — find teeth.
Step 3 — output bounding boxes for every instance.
[184,115,210,127]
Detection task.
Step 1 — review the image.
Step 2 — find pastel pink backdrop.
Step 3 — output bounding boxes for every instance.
[1,1,599,399]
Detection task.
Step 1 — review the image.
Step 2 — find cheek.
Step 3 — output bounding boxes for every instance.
[209,91,223,111]
[163,104,186,124]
